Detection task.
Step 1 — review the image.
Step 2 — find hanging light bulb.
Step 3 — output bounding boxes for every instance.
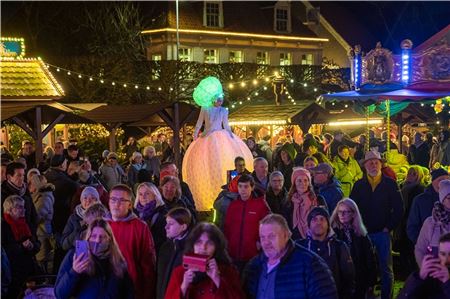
[112,82,116,86]
[252,79,258,85]
[100,79,104,84]
[67,71,71,75]
[240,82,246,87]
[89,77,93,81]
[229,83,234,89]
[146,86,150,90]
[57,68,60,72]
[78,74,82,78]
[135,85,139,89]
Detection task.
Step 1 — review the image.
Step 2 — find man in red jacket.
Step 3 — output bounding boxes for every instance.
[107,184,156,299]
[224,174,270,271]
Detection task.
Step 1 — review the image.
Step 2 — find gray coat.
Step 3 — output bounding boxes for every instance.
[99,163,125,191]
[32,183,55,237]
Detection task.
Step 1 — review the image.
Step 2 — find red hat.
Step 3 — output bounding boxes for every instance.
[291,167,311,186]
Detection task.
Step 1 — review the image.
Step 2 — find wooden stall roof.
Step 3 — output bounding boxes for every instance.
[81,104,164,124]
[128,102,199,127]
[0,58,64,99]
[63,103,107,112]
[1,101,95,124]
[229,102,329,126]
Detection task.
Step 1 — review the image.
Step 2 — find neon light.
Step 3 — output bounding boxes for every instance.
[142,28,329,42]
[328,119,383,126]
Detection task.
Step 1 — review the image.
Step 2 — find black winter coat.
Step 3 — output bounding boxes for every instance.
[397,271,450,299]
[44,168,79,236]
[156,235,188,299]
[333,228,377,299]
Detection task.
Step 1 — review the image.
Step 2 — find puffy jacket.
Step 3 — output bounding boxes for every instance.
[332,155,363,197]
[407,186,439,243]
[316,177,344,214]
[350,175,404,233]
[244,241,338,299]
[223,194,270,262]
[31,183,55,237]
[98,163,125,191]
[55,249,134,299]
[213,189,239,230]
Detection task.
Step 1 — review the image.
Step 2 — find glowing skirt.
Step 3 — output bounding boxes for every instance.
[182,130,254,211]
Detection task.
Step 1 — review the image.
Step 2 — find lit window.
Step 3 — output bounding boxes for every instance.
[204,49,218,63]
[256,51,269,65]
[280,53,291,66]
[229,51,243,63]
[205,2,220,27]
[151,54,162,61]
[276,9,288,32]
[301,53,313,65]
[178,48,191,61]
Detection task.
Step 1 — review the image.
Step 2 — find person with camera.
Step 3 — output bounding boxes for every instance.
[55,219,133,299]
[398,232,450,299]
[165,222,245,299]
[415,179,450,267]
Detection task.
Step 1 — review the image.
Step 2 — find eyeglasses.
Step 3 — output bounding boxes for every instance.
[109,197,131,205]
[337,210,353,216]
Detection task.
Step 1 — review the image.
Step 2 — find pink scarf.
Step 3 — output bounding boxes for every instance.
[291,191,318,238]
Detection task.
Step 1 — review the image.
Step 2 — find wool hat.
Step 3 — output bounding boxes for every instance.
[431,168,448,182]
[307,206,330,228]
[291,167,311,186]
[80,186,100,202]
[310,163,334,175]
[438,179,450,203]
[50,154,66,167]
[303,138,319,150]
[280,143,297,162]
[107,152,118,160]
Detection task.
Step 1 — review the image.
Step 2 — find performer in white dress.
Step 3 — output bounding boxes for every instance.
[182,77,253,211]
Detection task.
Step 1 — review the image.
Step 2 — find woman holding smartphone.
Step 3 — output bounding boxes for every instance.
[55,219,134,299]
[164,222,245,299]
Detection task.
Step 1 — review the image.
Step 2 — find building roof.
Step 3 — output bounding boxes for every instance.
[229,102,328,126]
[145,1,319,38]
[414,24,450,53]
[0,58,64,99]
[1,101,94,124]
[81,104,162,124]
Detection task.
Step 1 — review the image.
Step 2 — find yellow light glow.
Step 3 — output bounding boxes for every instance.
[240,82,246,87]
[228,83,234,89]
[328,119,383,126]
[229,120,288,126]
[252,79,258,85]
[142,28,329,42]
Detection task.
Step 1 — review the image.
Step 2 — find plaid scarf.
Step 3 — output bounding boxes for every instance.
[432,201,450,226]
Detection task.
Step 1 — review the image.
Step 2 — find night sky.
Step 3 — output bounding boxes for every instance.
[2,1,449,58]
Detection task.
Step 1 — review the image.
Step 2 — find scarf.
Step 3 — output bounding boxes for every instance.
[75,204,86,220]
[342,224,353,246]
[337,154,350,166]
[135,200,157,222]
[432,201,450,226]
[291,191,317,239]
[3,213,32,242]
[7,181,27,197]
[132,162,146,172]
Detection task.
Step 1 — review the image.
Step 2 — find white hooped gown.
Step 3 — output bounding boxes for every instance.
[182,106,254,211]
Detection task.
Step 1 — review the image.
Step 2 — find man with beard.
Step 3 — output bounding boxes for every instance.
[398,232,450,298]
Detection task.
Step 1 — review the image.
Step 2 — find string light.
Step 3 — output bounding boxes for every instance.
[135,85,139,89]
[240,82,246,87]
[78,74,82,78]
[100,79,104,84]
[112,82,116,86]
[67,71,71,75]
[123,84,127,88]
[146,86,150,90]
[252,79,258,85]
[89,77,93,81]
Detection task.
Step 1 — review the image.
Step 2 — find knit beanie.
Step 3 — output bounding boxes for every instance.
[291,167,311,186]
[280,143,297,162]
[307,206,330,228]
[439,179,450,203]
[80,186,100,202]
[431,168,448,182]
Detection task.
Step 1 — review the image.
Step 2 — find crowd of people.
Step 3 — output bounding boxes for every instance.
[1,127,450,299]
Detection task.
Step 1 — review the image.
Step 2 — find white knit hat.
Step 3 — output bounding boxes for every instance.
[439,179,450,203]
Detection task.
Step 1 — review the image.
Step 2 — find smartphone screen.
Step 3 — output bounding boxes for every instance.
[75,240,89,258]
[427,245,439,258]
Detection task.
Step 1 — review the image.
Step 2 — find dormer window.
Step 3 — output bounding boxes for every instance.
[276,9,288,31]
[274,2,291,33]
[204,1,223,28]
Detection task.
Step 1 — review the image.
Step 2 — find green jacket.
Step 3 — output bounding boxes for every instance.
[333,155,363,197]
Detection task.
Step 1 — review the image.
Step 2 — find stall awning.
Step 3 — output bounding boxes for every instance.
[229,102,328,126]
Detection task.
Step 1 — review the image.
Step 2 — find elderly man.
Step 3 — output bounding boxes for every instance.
[252,157,270,194]
[244,214,338,299]
[350,151,403,299]
[107,184,156,299]
[265,171,288,215]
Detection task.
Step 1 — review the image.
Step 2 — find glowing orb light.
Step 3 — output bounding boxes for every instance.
[193,76,224,107]
[182,130,254,211]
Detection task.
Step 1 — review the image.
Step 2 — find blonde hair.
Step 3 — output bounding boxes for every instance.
[408,165,425,185]
[3,195,24,214]
[134,182,164,208]
[330,198,368,237]
[28,174,48,191]
[130,151,143,164]
[27,168,40,183]
[84,219,128,277]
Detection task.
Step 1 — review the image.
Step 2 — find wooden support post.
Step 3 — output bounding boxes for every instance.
[174,102,181,171]
[35,107,43,164]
